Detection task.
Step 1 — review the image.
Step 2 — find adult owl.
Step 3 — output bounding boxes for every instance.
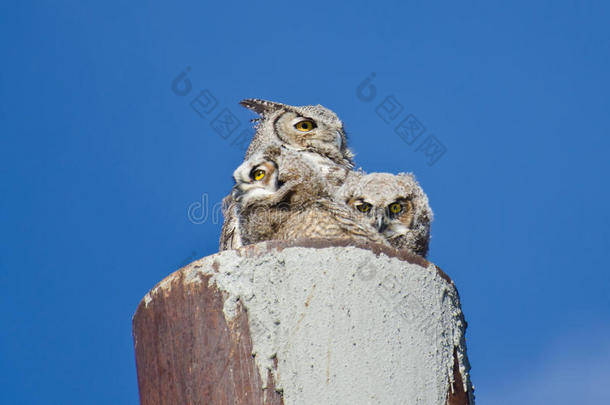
[219,99,356,250]
[240,98,354,174]
[339,171,433,257]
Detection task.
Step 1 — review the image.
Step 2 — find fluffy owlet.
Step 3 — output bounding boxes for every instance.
[220,99,357,250]
[339,171,433,257]
[226,146,388,247]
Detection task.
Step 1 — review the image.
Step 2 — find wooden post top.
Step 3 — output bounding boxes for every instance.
[133,239,474,405]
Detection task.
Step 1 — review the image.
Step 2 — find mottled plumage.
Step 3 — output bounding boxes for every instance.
[240,98,354,170]
[229,147,387,247]
[219,98,434,254]
[220,99,356,250]
[339,171,433,257]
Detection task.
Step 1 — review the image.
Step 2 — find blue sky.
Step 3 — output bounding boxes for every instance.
[1,1,609,403]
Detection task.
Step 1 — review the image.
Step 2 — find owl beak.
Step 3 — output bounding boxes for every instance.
[232,185,245,201]
[375,212,387,232]
[334,130,343,149]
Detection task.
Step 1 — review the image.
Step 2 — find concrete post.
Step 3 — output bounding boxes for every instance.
[132,239,474,405]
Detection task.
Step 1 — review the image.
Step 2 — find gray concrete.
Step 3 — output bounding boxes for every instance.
[144,241,474,404]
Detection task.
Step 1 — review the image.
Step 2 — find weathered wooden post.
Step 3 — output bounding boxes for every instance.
[132,239,474,404]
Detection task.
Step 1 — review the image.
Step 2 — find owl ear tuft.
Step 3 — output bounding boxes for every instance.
[240,99,286,115]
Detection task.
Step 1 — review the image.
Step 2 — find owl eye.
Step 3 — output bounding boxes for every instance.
[388,202,402,214]
[294,119,316,132]
[356,202,372,213]
[251,169,266,181]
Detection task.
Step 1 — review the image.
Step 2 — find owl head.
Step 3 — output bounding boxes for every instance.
[232,156,279,207]
[240,98,354,168]
[340,171,433,256]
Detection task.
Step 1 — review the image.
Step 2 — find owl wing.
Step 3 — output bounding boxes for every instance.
[219,194,243,251]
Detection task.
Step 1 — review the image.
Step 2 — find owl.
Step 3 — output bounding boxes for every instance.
[224,146,388,248]
[339,171,433,257]
[219,155,282,251]
[220,99,356,250]
[240,98,354,175]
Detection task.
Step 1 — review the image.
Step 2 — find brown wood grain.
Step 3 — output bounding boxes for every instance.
[132,239,472,404]
[132,270,284,405]
[447,348,472,405]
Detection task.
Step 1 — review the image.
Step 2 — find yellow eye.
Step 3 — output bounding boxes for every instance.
[356,202,372,213]
[294,119,315,132]
[389,203,402,214]
[252,169,266,181]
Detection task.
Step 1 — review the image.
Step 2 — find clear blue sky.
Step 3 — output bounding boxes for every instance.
[1,1,609,403]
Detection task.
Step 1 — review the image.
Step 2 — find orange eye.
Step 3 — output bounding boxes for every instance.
[356,202,372,213]
[389,202,402,214]
[294,119,315,132]
[252,169,266,181]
